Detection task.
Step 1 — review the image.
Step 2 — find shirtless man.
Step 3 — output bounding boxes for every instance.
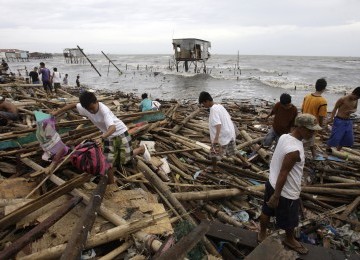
[0,96,19,121]
[327,87,360,151]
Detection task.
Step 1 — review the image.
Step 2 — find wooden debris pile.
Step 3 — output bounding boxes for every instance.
[0,83,360,259]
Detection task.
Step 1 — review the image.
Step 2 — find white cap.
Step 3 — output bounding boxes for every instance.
[0,96,4,101]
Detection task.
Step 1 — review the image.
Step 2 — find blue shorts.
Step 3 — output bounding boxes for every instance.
[327,117,354,147]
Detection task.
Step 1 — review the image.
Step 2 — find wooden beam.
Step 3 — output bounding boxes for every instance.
[0,196,82,259]
[156,222,209,260]
[61,175,108,260]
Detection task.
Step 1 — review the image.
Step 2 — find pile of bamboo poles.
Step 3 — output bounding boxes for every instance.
[0,83,360,259]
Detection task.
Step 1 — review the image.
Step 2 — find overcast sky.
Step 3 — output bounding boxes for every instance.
[1,0,360,56]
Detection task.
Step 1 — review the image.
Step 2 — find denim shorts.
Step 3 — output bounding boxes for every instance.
[327,117,353,147]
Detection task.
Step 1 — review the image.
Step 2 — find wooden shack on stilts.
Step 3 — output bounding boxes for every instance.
[63,48,86,64]
[172,38,211,73]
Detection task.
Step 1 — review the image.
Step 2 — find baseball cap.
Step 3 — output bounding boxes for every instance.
[295,114,322,131]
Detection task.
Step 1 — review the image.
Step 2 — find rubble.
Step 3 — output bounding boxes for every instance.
[0,82,360,259]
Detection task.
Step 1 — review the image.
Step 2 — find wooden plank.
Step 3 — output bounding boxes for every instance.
[204,220,258,248]
[245,237,297,260]
[204,221,358,260]
[60,174,108,260]
[156,222,209,260]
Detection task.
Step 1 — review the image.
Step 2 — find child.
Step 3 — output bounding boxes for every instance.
[198,91,236,158]
[52,91,146,170]
[263,93,298,148]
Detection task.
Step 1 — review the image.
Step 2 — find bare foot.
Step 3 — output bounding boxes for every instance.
[257,231,267,243]
[283,239,309,255]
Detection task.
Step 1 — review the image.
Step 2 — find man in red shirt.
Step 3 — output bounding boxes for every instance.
[263,93,298,148]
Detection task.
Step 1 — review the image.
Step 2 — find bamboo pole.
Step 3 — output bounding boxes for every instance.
[240,130,269,162]
[204,204,243,227]
[340,196,360,219]
[0,197,82,260]
[20,158,164,253]
[236,136,264,150]
[173,188,243,201]
[20,213,169,260]
[330,148,360,163]
[0,172,91,231]
[301,186,360,196]
[151,147,202,156]
[171,107,201,133]
[137,159,220,257]
[61,174,108,260]
[98,241,133,260]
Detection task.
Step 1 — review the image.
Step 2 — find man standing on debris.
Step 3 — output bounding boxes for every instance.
[326,87,360,152]
[198,91,237,158]
[51,67,62,94]
[258,114,321,255]
[51,91,147,169]
[38,62,52,96]
[0,96,19,123]
[301,78,328,158]
[263,93,298,148]
[29,67,40,84]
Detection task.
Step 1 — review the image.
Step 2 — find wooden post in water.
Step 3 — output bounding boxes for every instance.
[77,45,102,77]
[101,51,122,75]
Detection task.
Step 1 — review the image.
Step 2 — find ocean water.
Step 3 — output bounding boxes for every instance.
[6,54,360,112]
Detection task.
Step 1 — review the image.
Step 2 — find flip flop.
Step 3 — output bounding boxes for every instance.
[327,155,344,162]
[282,240,309,255]
[313,155,326,161]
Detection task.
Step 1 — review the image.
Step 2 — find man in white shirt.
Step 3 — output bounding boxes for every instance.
[52,91,145,170]
[198,91,237,159]
[258,113,321,255]
[51,67,61,94]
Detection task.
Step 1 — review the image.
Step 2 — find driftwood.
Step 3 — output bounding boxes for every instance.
[0,196,82,259]
[137,159,220,257]
[20,158,165,253]
[1,85,360,258]
[171,107,201,133]
[99,241,134,260]
[0,173,91,231]
[240,130,269,163]
[20,213,169,260]
[61,174,108,260]
[203,204,243,227]
[156,222,209,260]
[173,189,243,201]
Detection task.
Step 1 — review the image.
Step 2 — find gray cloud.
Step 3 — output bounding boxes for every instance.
[1,0,360,55]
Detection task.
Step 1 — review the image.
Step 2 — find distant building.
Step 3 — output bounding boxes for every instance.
[172,38,211,72]
[28,52,53,59]
[63,48,86,64]
[0,49,29,61]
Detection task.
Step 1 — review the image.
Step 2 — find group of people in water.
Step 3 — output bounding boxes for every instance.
[28,62,74,96]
